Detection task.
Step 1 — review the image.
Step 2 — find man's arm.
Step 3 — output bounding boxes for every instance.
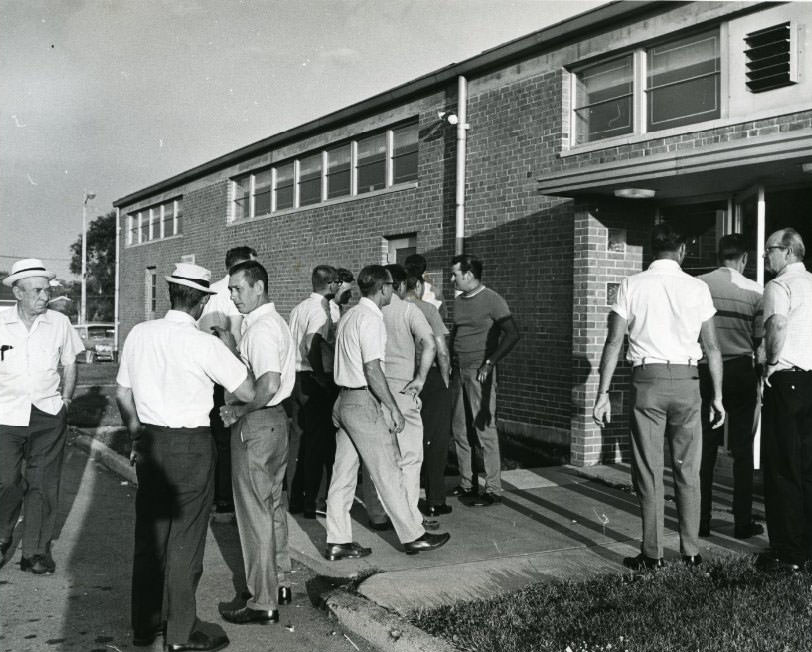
[60,361,78,407]
[364,359,405,434]
[221,371,279,426]
[592,312,626,427]
[115,385,143,465]
[763,314,788,384]
[699,319,725,429]
[200,311,244,345]
[402,313,436,396]
[477,316,521,383]
[435,334,451,387]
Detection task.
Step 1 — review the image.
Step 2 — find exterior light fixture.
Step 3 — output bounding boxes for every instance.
[614,188,656,199]
[802,162,812,173]
[438,110,459,125]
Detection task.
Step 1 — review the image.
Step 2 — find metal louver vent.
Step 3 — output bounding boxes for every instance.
[744,22,797,92]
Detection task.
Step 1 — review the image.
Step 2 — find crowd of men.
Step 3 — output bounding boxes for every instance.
[1,223,811,651]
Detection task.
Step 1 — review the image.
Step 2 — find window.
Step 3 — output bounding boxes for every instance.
[298,153,322,206]
[647,31,720,130]
[233,173,250,221]
[571,30,720,145]
[175,199,183,235]
[253,169,271,216]
[356,133,387,194]
[145,267,156,319]
[138,212,148,243]
[127,215,134,245]
[126,197,182,246]
[162,202,174,238]
[327,145,351,198]
[274,163,294,211]
[745,22,797,93]
[392,122,418,184]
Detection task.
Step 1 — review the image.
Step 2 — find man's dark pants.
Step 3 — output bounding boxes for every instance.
[131,425,214,644]
[0,405,67,556]
[761,369,812,565]
[420,366,452,507]
[699,356,758,528]
[209,385,233,510]
[289,371,336,513]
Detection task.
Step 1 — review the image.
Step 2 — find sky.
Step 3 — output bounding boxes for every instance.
[0,0,605,279]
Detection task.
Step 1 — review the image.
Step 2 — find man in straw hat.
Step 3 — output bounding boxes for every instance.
[0,259,85,574]
[116,262,255,652]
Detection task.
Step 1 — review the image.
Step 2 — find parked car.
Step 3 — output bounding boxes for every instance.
[73,323,116,362]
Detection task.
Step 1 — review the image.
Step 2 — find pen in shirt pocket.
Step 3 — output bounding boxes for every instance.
[0,344,13,361]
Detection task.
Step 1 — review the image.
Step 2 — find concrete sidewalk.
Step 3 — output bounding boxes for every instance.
[71,429,767,652]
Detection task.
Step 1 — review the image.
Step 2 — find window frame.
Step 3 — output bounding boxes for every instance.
[126,197,183,247]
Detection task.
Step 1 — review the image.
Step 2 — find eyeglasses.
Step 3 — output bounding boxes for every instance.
[763,245,788,257]
[383,281,394,286]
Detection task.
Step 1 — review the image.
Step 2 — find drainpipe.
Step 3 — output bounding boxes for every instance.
[454,75,468,256]
[114,207,120,361]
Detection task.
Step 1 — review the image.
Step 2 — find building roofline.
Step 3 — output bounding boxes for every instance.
[114,0,668,208]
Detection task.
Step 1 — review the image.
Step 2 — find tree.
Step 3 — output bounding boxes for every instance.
[69,210,116,322]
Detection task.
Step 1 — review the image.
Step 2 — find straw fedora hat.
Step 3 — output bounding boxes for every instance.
[2,258,56,287]
[165,262,217,294]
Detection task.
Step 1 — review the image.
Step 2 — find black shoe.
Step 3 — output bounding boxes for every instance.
[734,521,764,540]
[423,503,452,517]
[698,521,710,537]
[220,605,278,625]
[133,625,164,647]
[469,492,501,507]
[368,518,393,532]
[403,531,450,555]
[682,554,703,567]
[324,542,372,561]
[165,630,229,651]
[278,586,292,605]
[450,485,475,498]
[622,553,665,571]
[20,554,55,575]
[755,552,801,573]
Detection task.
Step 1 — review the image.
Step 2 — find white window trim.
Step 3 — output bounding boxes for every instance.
[126,215,133,245]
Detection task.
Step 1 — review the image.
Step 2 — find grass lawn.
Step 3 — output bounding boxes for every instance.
[409,556,812,652]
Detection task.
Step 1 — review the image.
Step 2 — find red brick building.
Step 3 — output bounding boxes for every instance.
[114,1,812,466]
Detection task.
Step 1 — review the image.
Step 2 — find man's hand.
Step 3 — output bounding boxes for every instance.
[709,397,726,429]
[382,404,406,434]
[210,326,237,352]
[593,393,611,427]
[476,361,493,384]
[129,437,144,466]
[763,362,778,388]
[401,377,425,397]
[220,404,244,427]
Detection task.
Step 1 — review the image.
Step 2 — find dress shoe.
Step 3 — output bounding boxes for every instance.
[682,554,703,567]
[469,492,501,507]
[20,554,55,575]
[755,552,801,573]
[278,586,292,605]
[368,518,393,532]
[423,503,452,517]
[133,625,164,647]
[450,485,475,498]
[622,553,665,571]
[698,521,710,537]
[403,531,450,555]
[324,542,372,561]
[164,630,229,652]
[221,605,278,625]
[734,521,764,540]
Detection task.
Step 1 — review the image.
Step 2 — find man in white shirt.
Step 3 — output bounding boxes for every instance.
[216,260,296,624]
[288,265,340,518]
[593,224,725,571]
[198,246,257,519]
[0,259,85,574]
[758,228,812,573]
[116,262,254,652]
[324,265,449,559]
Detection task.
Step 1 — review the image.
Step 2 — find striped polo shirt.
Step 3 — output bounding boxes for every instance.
[698,267,763,360]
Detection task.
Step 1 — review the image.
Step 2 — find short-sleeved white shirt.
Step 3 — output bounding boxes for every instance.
[198,275,240,329]
[288,293,330,372]
[239,302,295,405]
[612,259,716,365]
[763,262,812,371]
[117,310,248,427]
[382,294,433,382]
[0,307,85,426]
[334,297,386,388]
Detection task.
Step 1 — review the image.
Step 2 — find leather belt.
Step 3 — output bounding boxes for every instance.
[632,357,698,368]
[340,386,368,391]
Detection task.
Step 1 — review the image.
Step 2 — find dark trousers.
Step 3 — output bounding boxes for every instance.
[761,369,812,565]
[420,367,452,507]
[0,405,67,556]
[209,385,233,509]
[699,356,758,527]
[131,425,215,644]
[289,372,337,512]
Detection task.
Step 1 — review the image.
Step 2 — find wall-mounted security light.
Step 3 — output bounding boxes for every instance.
[438,110,459,125]
[614,188,656,199]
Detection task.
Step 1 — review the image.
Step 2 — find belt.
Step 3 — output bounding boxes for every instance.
[340,386,368,391]
[775,366,810,373]
[632,357,698,368]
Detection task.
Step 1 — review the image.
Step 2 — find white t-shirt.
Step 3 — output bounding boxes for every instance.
[240,302,295,405]
[334,297,386,388]
[288,293,330,372]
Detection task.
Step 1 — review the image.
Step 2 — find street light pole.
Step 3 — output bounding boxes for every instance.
[81,190,96,325]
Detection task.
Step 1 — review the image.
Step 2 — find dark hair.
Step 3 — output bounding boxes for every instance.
[229,260,268,293]
[312,265,337,291]
[406,275,422,291]
[651,223,687,255]
[404,253,427,277]
[717,234,747,262]
[225,246,257,271]
[169,282,208,310]
[336,268,354,283]
[385,263,407,288]
[451,253,482,280]
[778,228,806,259]
[357,265,389,297]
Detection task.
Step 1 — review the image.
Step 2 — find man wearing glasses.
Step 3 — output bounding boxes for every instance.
[758,228,812,573]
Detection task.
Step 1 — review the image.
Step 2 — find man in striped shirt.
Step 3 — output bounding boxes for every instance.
[697,234,763,540]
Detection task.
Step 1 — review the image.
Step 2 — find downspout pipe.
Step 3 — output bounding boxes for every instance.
[454,75,467,256]
[114,207,120,361]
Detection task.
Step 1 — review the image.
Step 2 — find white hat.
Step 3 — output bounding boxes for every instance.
[165,262,217,294]
[2,258,56,287]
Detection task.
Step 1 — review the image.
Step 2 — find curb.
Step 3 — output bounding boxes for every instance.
[325,589,457,652]
[69,428,137,485]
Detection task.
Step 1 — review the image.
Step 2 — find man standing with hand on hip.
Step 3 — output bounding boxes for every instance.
[593,224,725,570]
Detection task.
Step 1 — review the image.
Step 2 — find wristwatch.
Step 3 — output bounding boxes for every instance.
[484,359,493,367]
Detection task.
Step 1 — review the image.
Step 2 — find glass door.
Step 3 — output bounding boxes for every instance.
[734,185,765,284]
